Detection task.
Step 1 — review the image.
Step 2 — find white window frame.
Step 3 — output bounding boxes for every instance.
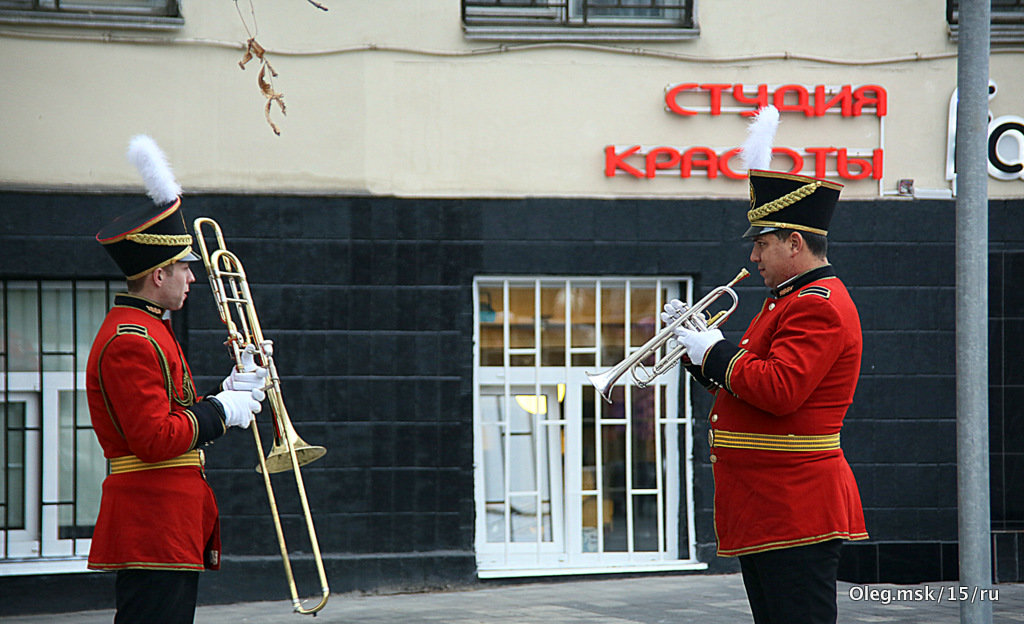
[472,275,708,578]
[947,0,1024,45]
[462,0,699,42]
[1,390,41,561]
[0,0,183,30]
[1,280,116,576]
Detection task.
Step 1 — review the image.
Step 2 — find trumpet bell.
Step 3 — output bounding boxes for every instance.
[585,370,617,404]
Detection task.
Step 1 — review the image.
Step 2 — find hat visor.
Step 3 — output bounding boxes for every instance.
[742,225,779,239]
[180,248,201,262]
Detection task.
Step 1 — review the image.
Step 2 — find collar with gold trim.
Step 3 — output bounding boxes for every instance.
[771,265,835,298]
[113,293,167,319]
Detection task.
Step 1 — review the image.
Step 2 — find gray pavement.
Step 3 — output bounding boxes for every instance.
[5,574,1024,623]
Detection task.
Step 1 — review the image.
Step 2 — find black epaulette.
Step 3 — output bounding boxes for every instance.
[798,285,831,299]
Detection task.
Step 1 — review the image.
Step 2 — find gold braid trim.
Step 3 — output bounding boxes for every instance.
[113,324,194,409]
[125,233,193,246]
[747,181,821,222]
[109,450,203,474]
[710,430,841,452]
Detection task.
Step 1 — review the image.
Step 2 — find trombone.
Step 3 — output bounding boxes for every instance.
[586,269,749,403]
[193,217,330,615]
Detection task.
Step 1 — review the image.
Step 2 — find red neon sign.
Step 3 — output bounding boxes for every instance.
[602,82,886,183]
[664,83,887,117]
[605,146,884,181]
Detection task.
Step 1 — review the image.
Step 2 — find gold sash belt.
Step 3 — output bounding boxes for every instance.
[709,429,840,452]
[109,449,204,474]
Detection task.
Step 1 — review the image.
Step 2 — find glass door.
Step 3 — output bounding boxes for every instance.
[478,386,565,565]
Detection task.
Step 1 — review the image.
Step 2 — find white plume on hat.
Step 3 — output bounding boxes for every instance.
[126,135,181,206]
[739,105,780,172]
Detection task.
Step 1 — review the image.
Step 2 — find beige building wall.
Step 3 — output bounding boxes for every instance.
[1,0,1023,199]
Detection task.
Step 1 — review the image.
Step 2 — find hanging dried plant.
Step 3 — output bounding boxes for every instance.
[233,1,326,135]
[258,63,287,136]
[239,37,286,135]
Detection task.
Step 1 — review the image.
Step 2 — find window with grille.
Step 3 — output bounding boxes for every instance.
[1,280,117,575]
[473,275,707,577]
[947,0,1024,44]
[462,0,698,41]
[0,1,182,29]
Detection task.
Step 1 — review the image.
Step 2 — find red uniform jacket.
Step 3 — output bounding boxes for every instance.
[698,265,868,557]
[86,294,227,571]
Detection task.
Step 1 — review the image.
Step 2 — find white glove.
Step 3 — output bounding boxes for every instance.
[661,298,686,324]
[222,348,269,392]
[672,327,724,367]
[215,388,264,429]
[661,299,708,332]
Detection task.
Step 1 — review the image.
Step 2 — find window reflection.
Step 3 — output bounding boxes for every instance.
[540,285,565,366]
[480,392,557,544]
[478,285,504,366]
[570,284,596,367]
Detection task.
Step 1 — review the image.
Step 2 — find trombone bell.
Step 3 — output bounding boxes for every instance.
[259,432,327,474]
[256,398,327,474]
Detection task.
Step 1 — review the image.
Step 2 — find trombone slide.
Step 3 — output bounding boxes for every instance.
[193,217,330,615]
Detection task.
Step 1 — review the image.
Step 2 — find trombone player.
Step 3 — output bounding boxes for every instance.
[85,136,267,624]
[665,108,868,624]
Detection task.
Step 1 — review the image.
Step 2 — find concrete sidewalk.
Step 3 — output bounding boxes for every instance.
[5,574,1024,623]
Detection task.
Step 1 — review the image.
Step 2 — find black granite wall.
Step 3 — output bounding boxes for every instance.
[1,190,1022,614]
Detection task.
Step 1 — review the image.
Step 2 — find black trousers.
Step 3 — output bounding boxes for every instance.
[738,539,843,624]
[115,569,200,624]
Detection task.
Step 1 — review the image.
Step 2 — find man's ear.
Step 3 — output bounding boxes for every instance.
[789,231,804,255]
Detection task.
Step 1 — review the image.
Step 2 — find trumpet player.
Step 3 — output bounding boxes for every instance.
[85,136,267,624]
[666,168,868,624]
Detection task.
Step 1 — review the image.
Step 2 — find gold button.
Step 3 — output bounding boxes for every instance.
[768,303,776,310]
[711,413,719,423]
[741,339,749,345]
[710,454,718,463]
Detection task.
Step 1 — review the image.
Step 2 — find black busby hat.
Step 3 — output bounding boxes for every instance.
[743,170,843,239]
[738,106,843,239]
[96,135,198,280]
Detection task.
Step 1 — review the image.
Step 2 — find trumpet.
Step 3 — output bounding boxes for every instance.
[586,269,750,403]
[193,217,330,616]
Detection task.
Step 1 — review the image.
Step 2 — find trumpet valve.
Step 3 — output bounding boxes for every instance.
[631,362,656,388]
[706,310,727,327]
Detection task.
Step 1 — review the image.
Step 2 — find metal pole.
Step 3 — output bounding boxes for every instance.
[955,1,992,623]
